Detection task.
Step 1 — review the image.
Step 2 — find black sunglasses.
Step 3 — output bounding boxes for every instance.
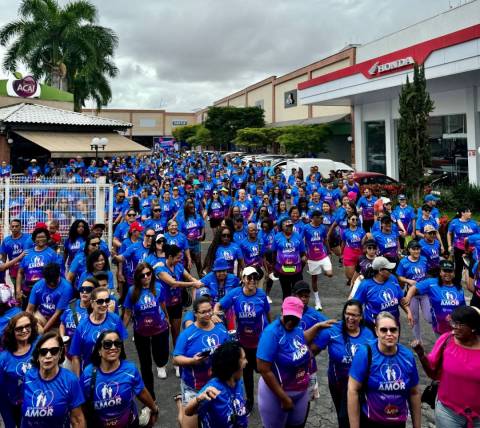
[39,346,61,357]
[94,297,111,305]
[140,271,152,279]
[102,340,123,350]
[246,274,259,281]
[127,213,136,217]
[79,286,94,294]
[145,234,155,238]
[14,324,31,333]
[379,327,398,334]
[89,242,100,247]
[222,233,231,237]
[153,208,161,212]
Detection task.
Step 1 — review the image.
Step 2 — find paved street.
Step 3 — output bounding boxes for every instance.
[123,230,439,428]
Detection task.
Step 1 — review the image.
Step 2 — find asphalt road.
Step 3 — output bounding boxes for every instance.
[122,229,441,428]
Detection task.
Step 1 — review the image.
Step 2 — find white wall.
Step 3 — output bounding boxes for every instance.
[357,1,480,62]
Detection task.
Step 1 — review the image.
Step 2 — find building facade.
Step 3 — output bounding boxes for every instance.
[298,1,480,185]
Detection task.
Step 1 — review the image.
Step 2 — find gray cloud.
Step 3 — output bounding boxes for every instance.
[0,0,452,111]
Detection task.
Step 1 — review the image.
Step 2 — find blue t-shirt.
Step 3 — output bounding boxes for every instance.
[256,318,310,391]
[372,230,399,259]
[416,216,438,234]
[60,300,88,341]
[448,218,479,250]
[28,278,73,318]
[173,323,229,390]
[80,360,144,427]
[178,214,205,241]
[393,205,416,233]
[123,284,169,336]
[396,256,428,282]
[0,340,37,405]
[342,227,366,250]
[0,306,22,341]
[64,237,85,265]
[198,377,248,428]
[416,278,466,334]
[70,312,128,369]
[272,232,306,274]
[156,263,186,307]
[419,239,441,270]
[199,272,240,303]
[239,238,263,267]
[314,322,375,385]
[0,234,34,278]
[357,196,377,220]
[143,217,164,234]
[21,367,85,428]
[304,223,329,260]
[349,343,419,424]
[353,276,404,324]
[121,241,149,270]
[219,288,270,348]
[20,247,62,291]
[214,243,243,273]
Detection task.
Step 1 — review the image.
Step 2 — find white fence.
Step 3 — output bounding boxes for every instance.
[0,178,114,249]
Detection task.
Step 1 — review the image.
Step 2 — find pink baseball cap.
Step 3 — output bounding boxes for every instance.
[282,296,304,319]
[129,221,144,232]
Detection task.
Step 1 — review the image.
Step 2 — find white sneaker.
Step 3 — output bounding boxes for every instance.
[139,407,151,426]
[267,296,273,304]
[157,366,167,379]
[268,272,279,281]
[175,365,180,378]
[315,301,323,311]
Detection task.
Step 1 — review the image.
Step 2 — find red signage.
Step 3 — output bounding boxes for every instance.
[299,24,480,90]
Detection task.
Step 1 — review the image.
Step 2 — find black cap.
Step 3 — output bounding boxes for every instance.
[311,210,322,217]
[407,240,421,250]
[440,260,454,271]
[292,281,310,295]
[363,239,377,248]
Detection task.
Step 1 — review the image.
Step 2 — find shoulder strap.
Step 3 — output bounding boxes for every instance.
[69,301,79,327]
[90,367,97,401]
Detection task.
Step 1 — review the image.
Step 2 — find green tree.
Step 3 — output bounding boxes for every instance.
[0,0,118,111]
[172,124,201,142]
[277,124,330,155]
[398,64,434,201]
[187,126,212,148]
[234,128,268,151]
[204,106,265,150]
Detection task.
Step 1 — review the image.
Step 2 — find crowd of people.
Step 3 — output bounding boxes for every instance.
[0,150,479,428]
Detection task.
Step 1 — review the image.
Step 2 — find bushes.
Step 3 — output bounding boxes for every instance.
[435,181,480,213]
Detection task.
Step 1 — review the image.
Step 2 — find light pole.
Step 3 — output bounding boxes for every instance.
[90,137,108,165]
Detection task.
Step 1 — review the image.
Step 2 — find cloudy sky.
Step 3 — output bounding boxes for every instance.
[0,0,456,112]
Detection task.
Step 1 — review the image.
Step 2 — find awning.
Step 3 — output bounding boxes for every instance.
[14,131,150,158]
[266,113,350,128]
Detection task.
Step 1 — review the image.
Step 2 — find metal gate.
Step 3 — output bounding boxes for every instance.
[0,178,114,249]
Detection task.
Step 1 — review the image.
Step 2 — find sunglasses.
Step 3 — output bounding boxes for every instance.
[145,234,155,238]
[378,327,398,334]
[140,271,152,278]
[153,208,161,212]
[15,324,32,333]
[39,346,61,357]
[127,213,136,217]
[94,297,111,306]
[222,233,231,237]
[350,217,358,221]
[102,340,123,350]
[79,286,94,294]
[366,246,377,250]
[89,242,100,247]
[246,274,259,281]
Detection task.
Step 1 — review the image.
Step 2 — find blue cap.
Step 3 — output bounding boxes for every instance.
[397,194,406,200]
[212,258,229,272]
[424,194,439,202]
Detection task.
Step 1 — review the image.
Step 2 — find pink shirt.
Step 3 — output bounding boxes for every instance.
[427,332,480,423]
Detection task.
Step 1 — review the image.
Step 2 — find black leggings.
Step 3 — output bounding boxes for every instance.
[453,247,464,286]
[278,272,303,300]
[244,347,257,403]
[133,329,170,400]
[328,380,349,428]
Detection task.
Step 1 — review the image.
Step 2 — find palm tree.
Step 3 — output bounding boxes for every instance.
[0,0,119,111]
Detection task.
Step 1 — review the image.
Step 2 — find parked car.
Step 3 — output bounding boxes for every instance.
[273,158,354,181]
[353,172,405,197]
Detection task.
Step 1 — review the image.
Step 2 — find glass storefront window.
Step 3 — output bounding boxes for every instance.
[365,121,386,174]
[427,114,467,178]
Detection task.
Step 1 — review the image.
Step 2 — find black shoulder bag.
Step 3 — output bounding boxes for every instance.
[84,367,98,425]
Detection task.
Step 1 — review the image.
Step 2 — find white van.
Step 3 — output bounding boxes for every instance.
[273,158,354,181]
